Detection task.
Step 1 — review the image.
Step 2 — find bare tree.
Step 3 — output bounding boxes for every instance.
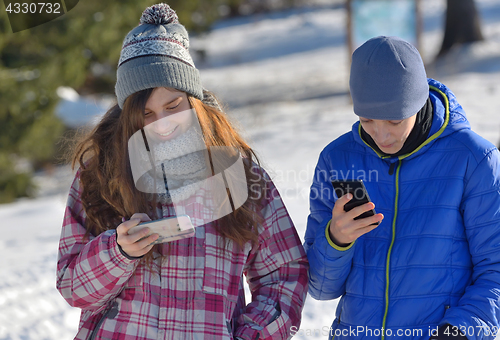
[437,0,484,58]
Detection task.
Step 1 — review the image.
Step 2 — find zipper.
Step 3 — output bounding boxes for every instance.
[354,85,451,340]
[381,159,402,340]
[330,309,342,340]
[88,302,118,340]
[388,162,397,175]
[379,86,450,339]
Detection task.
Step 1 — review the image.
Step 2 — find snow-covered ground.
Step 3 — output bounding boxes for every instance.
[1,0,500,339]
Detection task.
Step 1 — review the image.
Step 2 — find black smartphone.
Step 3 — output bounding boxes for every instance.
[331,180,379,224]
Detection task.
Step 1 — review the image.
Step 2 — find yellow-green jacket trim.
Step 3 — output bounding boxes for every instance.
[325,220,356,251]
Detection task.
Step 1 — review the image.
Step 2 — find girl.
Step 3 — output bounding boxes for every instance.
[56,4,308,340]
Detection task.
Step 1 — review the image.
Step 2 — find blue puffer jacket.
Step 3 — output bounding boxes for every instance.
[305,79,500,340]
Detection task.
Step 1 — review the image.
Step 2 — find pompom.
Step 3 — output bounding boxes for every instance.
[140,3,179,25]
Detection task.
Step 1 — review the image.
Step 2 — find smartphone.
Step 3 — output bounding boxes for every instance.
[331,180,379,224]
[128,215,195,244]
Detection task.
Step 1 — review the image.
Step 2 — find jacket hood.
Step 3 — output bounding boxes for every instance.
[352,78,471,160]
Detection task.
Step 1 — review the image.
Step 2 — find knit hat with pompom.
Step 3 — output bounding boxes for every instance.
[115,3,203,108]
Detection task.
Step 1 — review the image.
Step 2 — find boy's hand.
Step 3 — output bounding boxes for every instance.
[329,193,384,247]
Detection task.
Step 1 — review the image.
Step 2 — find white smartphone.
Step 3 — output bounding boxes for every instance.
[128,215,195,244]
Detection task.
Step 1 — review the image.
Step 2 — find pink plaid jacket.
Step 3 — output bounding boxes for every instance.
[56,170,308,340]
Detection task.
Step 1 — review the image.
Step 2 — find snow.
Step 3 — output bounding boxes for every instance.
[55,94,114,129]
[0,196,77,339]
[1,0,500,338]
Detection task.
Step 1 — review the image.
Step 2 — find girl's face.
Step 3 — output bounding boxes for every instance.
[143,87,193,141]
[359,114,417,154]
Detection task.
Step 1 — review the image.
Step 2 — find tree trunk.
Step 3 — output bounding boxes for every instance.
[437,0,484,58]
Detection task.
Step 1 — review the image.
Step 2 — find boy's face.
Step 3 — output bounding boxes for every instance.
[359,114,417,154]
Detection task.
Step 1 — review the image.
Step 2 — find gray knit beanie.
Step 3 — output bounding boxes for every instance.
[115,3,203,109]
[349,36,429,120]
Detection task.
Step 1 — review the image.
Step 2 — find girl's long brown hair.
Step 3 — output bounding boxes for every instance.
[72,89,264,263]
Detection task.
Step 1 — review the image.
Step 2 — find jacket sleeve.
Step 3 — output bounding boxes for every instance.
[233,174,309,340]
[304,149,356,301]
[442,148,500,340]
[56,171,140,312]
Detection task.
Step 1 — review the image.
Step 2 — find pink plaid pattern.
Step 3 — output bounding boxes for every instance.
[56,170,308,340]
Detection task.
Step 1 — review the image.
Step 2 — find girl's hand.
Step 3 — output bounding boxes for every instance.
[329,193,384,247]
[116,213,159,258]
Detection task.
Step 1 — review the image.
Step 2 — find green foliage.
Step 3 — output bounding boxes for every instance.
[0,154,34,203]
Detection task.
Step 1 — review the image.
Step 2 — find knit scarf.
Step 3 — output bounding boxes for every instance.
[137,125,211,204]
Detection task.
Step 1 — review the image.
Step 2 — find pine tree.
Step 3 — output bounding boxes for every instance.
[437,0,484,58]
